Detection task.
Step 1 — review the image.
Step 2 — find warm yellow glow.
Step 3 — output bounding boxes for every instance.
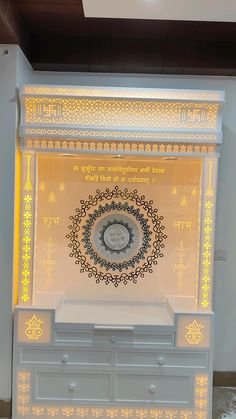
[23,85,223,101]
[13,145,21,306]
[18,311,51,344]
[176,316,210,348]
[26,139,216,154]
[200,200,214,309]
[16,369,209,417]
[23,96,218,130]
[173,221,192,230]
[206,161,214,197]
[19,153,35,304]
[24,314,43,340]
[20,193,32,303]
[42,217,60,228]
[17,370,30,416]
[23,155,33,191]
[185,320,204,345]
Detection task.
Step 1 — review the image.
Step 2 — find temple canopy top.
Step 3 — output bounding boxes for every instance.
[19,85,224,155]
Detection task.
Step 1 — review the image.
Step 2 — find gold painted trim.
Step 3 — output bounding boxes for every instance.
[24,128,218,143]
[23,97,219,130]
[16,370,208,418]
[200,199,214,309]
[24,138,217,154]
[23,85,223,101]
[19,154,35,304]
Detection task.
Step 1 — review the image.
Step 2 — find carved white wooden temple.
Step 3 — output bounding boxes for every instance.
[13,85,224,419]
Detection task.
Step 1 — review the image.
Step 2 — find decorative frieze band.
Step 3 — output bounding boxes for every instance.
[23,138,217,155]
[20,85,224,150]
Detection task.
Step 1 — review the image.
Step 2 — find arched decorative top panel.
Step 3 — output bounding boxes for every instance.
[19,85,224,155]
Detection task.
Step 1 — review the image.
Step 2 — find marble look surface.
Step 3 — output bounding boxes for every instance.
[213,387,236,418]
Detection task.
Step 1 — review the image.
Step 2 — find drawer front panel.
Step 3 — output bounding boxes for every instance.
[20,347,112,365]
[55,330,174,348]
[116,350,208,369]
[36,371,111,402]
[115,373,191,404]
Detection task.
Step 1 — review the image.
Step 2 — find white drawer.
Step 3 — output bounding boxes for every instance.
[55,329,174,348]
[20,347,112,366]
[116,350,208,369]
[115,372,192,405]
[35,370,111,402]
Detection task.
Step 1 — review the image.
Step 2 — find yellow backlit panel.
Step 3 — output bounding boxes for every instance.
[23,85,223,101]
[23,97,218,130]
[25,137,217,153]
[17,311,51,344]
[176,316,211,348]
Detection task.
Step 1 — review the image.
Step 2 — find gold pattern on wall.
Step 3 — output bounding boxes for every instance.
[185,319,204,345]
[20,153,35,303]
[20,193,33,303]
[24,129,218,143]
[17,370,30,416]
[24,314,43,340]
[200,200,214,309]
[42,217,60,229]
[23,155,33,191]
[24,97,218,130]
[16,371,208,418]
[174,241,188,288]
[23,85,223,101]
[41,237,58,285]
[195,375,208,419]
[25,138,217,155]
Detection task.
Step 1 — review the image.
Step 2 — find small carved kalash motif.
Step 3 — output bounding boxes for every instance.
[24,314,43,340]
[185,319,204,345]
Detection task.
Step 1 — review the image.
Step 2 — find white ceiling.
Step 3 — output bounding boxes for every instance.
[82,0,236,22]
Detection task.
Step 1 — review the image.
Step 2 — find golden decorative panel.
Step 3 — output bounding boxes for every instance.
[23,85,223,101]
[185,320,204,345]
[176,316,211,348]
[17,370,30,416]
[200,200,214,309]
[24,138,217,154]
[24,128,217,143]
[16,370,209,418]
[23,96,218,130]
[19,153,35,304]
[24,314,43,340]
[17,311,51,344]
[20,193,33,303]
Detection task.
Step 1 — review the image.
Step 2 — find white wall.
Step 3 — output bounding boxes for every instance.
[0,45,236,399]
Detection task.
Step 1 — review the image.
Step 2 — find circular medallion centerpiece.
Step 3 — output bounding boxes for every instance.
[103,222,131,252]
[66,186,167,287]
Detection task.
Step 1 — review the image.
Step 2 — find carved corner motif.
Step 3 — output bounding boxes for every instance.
[185,319,204,345]
[24,314,44,340]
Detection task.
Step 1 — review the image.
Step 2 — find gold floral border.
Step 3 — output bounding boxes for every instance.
[17,370,209,418]
[24,138,217,154]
